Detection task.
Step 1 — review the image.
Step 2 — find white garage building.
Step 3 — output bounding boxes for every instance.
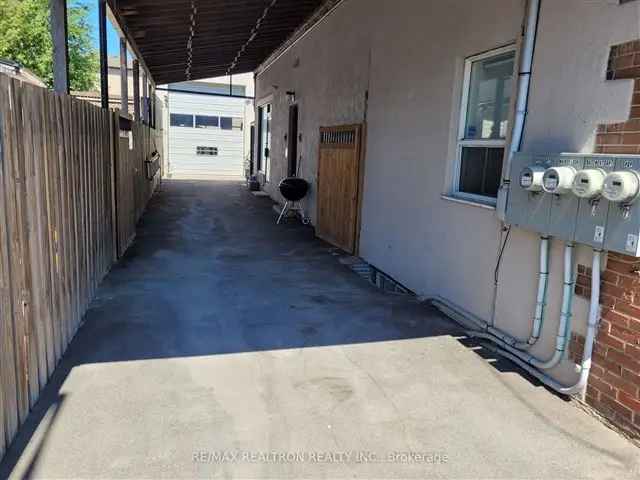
[166,77,254,179]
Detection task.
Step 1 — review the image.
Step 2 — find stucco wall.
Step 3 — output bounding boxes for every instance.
[255,0,640,386]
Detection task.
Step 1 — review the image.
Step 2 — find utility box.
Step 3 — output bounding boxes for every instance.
[505,153,553,234]
[506,151,640,256]
[574,155,615,249]
[603,156,640,256]
[546,154,584,241]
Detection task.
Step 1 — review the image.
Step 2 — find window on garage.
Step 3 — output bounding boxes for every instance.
[220,117,232,130]
[170,113,194,127]
[195,115,219,129]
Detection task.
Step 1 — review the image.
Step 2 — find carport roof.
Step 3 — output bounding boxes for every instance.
[107,0,326,85]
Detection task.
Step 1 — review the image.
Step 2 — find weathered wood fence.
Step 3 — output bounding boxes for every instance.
[0,74,160,459]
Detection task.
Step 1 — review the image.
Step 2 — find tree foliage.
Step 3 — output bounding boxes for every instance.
[0,0,98,91]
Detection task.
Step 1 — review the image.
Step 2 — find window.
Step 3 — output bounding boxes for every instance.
[195,115,219,129]
[455,46,516,203]
[196,146,218,156]
[232,118,243,131]
[220,117,233,130]
[170,113,193,128]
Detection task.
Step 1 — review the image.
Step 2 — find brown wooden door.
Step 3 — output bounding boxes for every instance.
[316,124,362,253]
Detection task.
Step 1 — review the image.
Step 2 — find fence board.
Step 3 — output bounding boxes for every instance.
[0,73,159,461]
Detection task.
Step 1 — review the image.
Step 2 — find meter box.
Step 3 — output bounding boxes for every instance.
[506,153,553,234]
[573,155,615,248]
[603,156,640,256]
[545,154,584,241]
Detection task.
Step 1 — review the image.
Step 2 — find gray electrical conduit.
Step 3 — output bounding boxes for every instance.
[489,236,550,350]
[486,242,575,370]
[429,249,602,397]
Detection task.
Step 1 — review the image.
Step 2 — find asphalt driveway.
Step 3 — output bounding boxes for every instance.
[1,179,639,479]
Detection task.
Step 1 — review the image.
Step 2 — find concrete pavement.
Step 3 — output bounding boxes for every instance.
[1,179,639,479]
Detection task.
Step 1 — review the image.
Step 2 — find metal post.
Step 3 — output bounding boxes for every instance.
[98,0,109,109]
[142,71,148,124]
[120,38,128,116]
[50,0,69,94]
[132,60,140,121]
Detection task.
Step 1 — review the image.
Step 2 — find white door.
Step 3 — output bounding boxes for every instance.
[168,91,245,178]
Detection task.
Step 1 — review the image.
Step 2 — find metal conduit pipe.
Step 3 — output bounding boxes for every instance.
[488,236,550,349]
[484,242,575,370]
[429,249,602,397]
[473,251,602,397]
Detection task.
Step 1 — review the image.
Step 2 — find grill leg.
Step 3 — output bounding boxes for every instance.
[277,201,290,225]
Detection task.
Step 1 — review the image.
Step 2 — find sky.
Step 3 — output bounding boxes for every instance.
[84,1,122,57]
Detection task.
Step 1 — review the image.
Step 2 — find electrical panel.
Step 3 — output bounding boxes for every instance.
[603,156,640,256]
[505,153,640,257]
[546,154,583,241]
[506,153,553,234]
[574,156,614,249]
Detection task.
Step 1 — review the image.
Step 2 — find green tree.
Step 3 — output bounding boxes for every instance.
[0,0,98,91]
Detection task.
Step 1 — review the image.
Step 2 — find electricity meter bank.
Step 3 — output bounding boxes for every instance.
[506,153,640,256]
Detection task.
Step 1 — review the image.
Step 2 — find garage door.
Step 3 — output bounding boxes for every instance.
[168,91,246,178]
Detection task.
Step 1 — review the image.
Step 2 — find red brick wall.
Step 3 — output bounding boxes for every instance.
[570,39,640,438]
[572,256,640,438]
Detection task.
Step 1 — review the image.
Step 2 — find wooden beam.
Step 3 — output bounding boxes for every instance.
[50,0,69,94]
[119,38,129,116]
[132,60,140,121]
[99,0,109,109]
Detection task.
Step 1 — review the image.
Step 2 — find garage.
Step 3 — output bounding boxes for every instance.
[167,82,250,179]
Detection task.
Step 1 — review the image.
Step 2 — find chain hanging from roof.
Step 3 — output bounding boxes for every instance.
[186,0,198,80]
[226,0,278,76]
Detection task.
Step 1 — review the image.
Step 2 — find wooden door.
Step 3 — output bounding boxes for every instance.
[316,124,362,253]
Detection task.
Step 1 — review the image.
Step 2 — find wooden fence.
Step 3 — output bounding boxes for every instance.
[0,73,160,459]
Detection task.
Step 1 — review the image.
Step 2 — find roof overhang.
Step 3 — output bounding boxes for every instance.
[107,0,326,85]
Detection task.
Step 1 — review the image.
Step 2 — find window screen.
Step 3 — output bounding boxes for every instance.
[195,115,219,129]
[170,113,193,127]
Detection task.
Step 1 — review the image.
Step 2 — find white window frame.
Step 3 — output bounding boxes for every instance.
[453,44,517,206]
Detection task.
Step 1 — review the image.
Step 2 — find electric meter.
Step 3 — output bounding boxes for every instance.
[571,169,606,199]
[542,166,577,194]
[519,166,545,192]
[603,171,640,204]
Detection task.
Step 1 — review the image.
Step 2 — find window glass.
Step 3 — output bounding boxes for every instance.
[464,51,515,140]
[195,115,219,129]
[459,147,504,198]
[220,117,232,130]
[170,113,193,127]
[232,118,243,131]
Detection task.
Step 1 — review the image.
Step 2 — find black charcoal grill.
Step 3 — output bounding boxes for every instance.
[277,177,310,224]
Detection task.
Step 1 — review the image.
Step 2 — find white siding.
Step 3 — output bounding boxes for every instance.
[168,91,246,177]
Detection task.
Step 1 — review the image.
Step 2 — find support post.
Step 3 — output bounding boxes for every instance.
[142,72,148,124]
[119,38,128,116]
[50,0,69,94]
[99,0,109,109]
[132,60,140,121]
[150,84,155,128]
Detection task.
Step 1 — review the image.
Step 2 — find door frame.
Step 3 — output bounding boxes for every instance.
[316,123,364,254]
